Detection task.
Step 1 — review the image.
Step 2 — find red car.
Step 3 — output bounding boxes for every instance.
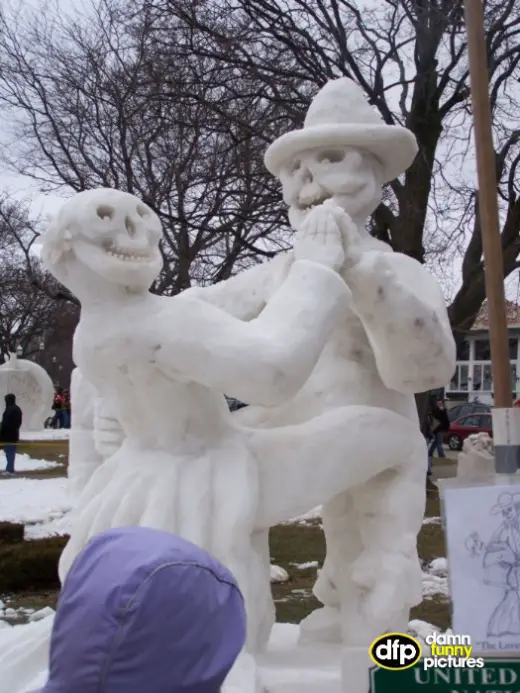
[443,412,493,451]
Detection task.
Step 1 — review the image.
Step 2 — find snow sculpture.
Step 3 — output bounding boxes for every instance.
[0,353,54,431]
[30,186,426,692]
[457,432,495,480]
[183,77,456,655]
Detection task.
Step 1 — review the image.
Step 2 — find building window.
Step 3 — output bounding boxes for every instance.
[460,364,469,391]
[510,338,518,360]
[450,369,458,391]
[474,339,491,360]
[472,364,482,390]
[456,340,470,361]
[483,364,492,391]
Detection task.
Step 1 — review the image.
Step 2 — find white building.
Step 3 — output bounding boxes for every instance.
[446,300,520,405]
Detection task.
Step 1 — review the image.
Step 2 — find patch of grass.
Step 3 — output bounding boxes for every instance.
[13,441,69,479]
[0,536,68,592]
[0,522,24,545]
[410,595,450,631]
[3,591,60,615]
[270,521,325,623]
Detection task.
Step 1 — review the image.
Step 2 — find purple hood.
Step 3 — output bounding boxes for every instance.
[33,526,246,693]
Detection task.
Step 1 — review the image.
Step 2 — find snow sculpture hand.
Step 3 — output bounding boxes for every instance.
[93,400,124,459]
[293,199,345,272]
[336,209,363,269]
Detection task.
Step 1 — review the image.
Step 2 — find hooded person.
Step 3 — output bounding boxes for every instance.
[30,526,247,693]
[0,393,22,474]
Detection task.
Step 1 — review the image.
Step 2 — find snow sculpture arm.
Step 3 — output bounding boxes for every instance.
[69,369,125,500]
[68,368,104,500]
[342,218,456,393]
[158,259,350,407]
[182,251,294,321]
[93,397,125,460]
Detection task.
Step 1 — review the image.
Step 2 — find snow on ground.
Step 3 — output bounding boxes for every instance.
[294,561,320,570]
[286,507,322,523]
[0,598,36,625]
[20,430,70,441]
[0,477,71,534]
[422,516,442,525]
[4,454,63,473]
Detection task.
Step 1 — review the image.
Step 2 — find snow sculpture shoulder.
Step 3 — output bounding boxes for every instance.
[0,353,54,431]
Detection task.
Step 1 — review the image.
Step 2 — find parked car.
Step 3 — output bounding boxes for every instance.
[447,402,491,422]
[443,412,493,451]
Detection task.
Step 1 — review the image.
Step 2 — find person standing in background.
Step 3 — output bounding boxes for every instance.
[428,398,450,460]
[63,389,71,429]
[52,388,65,428]
[0,393,23,474]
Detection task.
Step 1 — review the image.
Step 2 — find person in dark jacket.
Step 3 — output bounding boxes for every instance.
[0,393,22,474]
[428,398,450,460]
[30,526,247,693]
[51,388,65,429]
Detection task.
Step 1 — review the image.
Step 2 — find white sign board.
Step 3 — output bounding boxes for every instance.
[443,482,520,655]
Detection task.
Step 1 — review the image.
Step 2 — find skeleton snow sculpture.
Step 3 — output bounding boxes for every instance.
[183,77,457,650]
[35,187,427,692]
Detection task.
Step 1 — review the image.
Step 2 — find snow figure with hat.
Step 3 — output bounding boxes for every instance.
[483,492,520,637]
[182,76,455,649]
[73,78,455,653]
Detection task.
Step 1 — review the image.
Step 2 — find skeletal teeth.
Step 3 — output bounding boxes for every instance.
[106,247,150,262]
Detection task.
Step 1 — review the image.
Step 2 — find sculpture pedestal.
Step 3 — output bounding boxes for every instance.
[259,624,342,692]
[340,646,373,693]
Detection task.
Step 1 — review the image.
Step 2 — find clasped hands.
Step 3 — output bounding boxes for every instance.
[292,199,362,273]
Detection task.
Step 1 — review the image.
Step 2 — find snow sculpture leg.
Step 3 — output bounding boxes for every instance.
[301,464,424,646]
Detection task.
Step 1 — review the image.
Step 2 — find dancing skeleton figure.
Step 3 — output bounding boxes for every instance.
[41,188,426,690]
[186,78,456,646]
[74,78,455,651]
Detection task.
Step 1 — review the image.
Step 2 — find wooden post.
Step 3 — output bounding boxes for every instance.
[463,0,511,408]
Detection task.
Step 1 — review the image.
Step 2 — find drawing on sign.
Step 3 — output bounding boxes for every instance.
[464,492,520,638]
[464,531,484,557]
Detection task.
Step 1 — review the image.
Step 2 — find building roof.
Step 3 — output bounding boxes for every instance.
[473,300,520,330]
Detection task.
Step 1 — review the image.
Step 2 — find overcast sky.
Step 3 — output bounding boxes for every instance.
[0,0,518,303]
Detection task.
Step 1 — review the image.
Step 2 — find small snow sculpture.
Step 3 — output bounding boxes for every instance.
[457,432,495,480]
[0,353,54,431]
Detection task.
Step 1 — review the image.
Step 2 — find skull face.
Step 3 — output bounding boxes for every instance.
[278,147,383,231]
[48,188,163,292]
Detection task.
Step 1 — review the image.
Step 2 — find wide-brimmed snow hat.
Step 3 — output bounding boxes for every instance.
[264,77,418,183]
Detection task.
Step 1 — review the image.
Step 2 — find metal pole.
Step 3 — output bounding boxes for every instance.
[463,0,519,472]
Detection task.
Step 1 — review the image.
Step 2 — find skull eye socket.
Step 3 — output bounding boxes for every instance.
[137,204,150,218]
[97,204,115,220]
[317,150,345,164]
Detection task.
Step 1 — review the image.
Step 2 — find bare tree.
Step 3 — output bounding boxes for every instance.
[0,0,292,295]
[158,0,520,340]
[0,259,70,358]
[1,0,519,340]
